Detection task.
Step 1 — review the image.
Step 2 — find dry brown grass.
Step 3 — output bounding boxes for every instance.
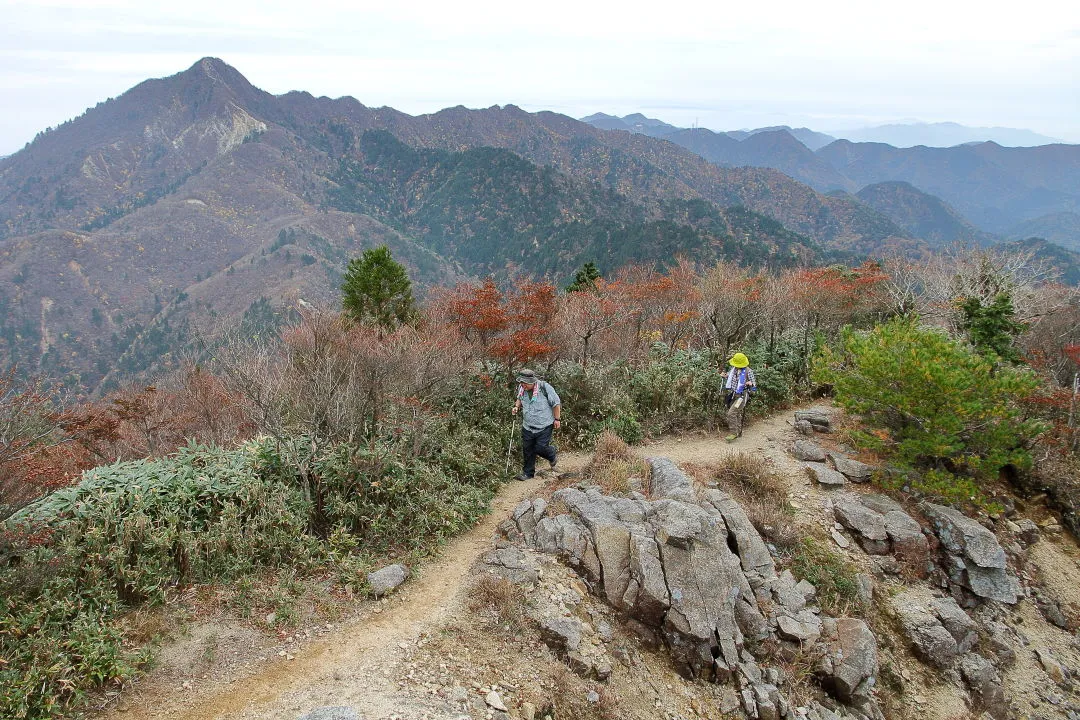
[540,662,621,720]
[753,637,827,708]
[584,430,647,495]
[710,452,800,552]
[468,573,528,632]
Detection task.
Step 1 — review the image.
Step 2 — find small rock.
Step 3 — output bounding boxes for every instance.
[587,690,600,703]
[367,564,409,597]
[1015,518,1041,545]
[829,453,874,482]
[1037,649,1068,685]
[792,440,827,462]
[805,462,847,488]
[485,690,508,712]
[831,529,850,549]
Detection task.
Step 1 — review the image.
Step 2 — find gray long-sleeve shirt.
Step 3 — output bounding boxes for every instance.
[519,381,561,431]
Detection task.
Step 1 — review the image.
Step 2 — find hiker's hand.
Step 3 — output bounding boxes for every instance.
[554,419,561,429]
[511,405,518,415]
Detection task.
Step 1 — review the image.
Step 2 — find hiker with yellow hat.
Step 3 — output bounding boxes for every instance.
[722,352,756,442]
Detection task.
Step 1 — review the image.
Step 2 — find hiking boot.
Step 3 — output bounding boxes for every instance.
[549,457,558,473]
[514,473,531,482]
[724,434,737,443]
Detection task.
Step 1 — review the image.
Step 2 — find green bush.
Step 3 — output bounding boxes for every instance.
[552,365,642,449]
[627,344,727,435]
[741,330,818,414]
[814,316,1046,493]
[2,422,503,719]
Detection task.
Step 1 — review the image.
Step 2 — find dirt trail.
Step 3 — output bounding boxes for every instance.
[107,407,1080,720]
[105,415,798,720]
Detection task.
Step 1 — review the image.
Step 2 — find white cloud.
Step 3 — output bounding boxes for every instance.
[1,0,1078,153]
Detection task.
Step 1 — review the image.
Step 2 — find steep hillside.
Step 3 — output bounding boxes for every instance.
[652,127,852,192]
[855,181,996,247]
[0,58,909,391]
[1004,237,1080,286]
[580,114,1080,237]
[1008,212,1080,252]
[817,140,1080,233]
[328,130,819,276]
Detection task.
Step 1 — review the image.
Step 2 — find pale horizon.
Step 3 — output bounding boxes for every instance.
[2,0,1079,155]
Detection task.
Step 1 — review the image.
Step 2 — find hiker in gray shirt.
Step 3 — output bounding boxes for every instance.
[511,368,561,481]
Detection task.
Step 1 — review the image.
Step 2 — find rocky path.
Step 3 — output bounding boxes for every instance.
[103,407,1080,720]
[103,414,797,720]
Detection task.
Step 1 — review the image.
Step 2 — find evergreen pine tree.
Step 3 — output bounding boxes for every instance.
[341,246,417,330]
[566,261,602,293]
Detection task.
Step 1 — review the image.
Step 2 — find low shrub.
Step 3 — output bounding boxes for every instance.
[584,430,647,494]
[553,365,642,449]
[2,419,503,719]
[468,573,528,633]
[786,537,863,616]
[814,316,1047,505]
[626,344,727,435]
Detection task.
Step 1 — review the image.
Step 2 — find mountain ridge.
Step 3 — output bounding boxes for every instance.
[5,58,902,393]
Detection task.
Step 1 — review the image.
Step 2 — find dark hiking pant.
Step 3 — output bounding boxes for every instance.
[522,424,556,478]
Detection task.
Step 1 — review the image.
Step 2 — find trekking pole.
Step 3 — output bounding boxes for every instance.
[504,416,516,476]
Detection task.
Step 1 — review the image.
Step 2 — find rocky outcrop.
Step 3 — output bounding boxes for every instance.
[890,591,978,669]
[828,452,874,483]
[923,503,1021,604]
[505,458,884,720]
[830,493,930,574]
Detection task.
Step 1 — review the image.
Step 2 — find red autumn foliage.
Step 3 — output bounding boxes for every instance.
[440,278,557,371]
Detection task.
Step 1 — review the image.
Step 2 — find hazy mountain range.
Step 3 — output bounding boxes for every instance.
[581,114,1063,149]
[0,58,1077,394]
[583,114,1080,240]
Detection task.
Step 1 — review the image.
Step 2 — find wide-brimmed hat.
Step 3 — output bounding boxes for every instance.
[516,368,539,384]
[729,353,749,368]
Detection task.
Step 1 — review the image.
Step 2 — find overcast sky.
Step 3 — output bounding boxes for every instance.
[2,0,1078,155]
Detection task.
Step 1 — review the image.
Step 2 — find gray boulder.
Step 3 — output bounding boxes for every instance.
[792,439,828,462]
[930,597,978,654]
[805,462,847,488]
[818,618,880,715]
[777,612,823,644]
[539,616,583,651]
[367,564,409,597]
[891,592,961,669]
[923,503,1020,604]
[960,653,1008,719]
[832,493,889,554]
[795,410,831,430]
[482,546,540,585]
[829,453,874,482]
[648,457,696,501]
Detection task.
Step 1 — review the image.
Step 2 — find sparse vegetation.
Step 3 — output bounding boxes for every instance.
[787,538,863,616]
[710,452,799,552]
[468,574,529,634]
[584,430,647,494]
